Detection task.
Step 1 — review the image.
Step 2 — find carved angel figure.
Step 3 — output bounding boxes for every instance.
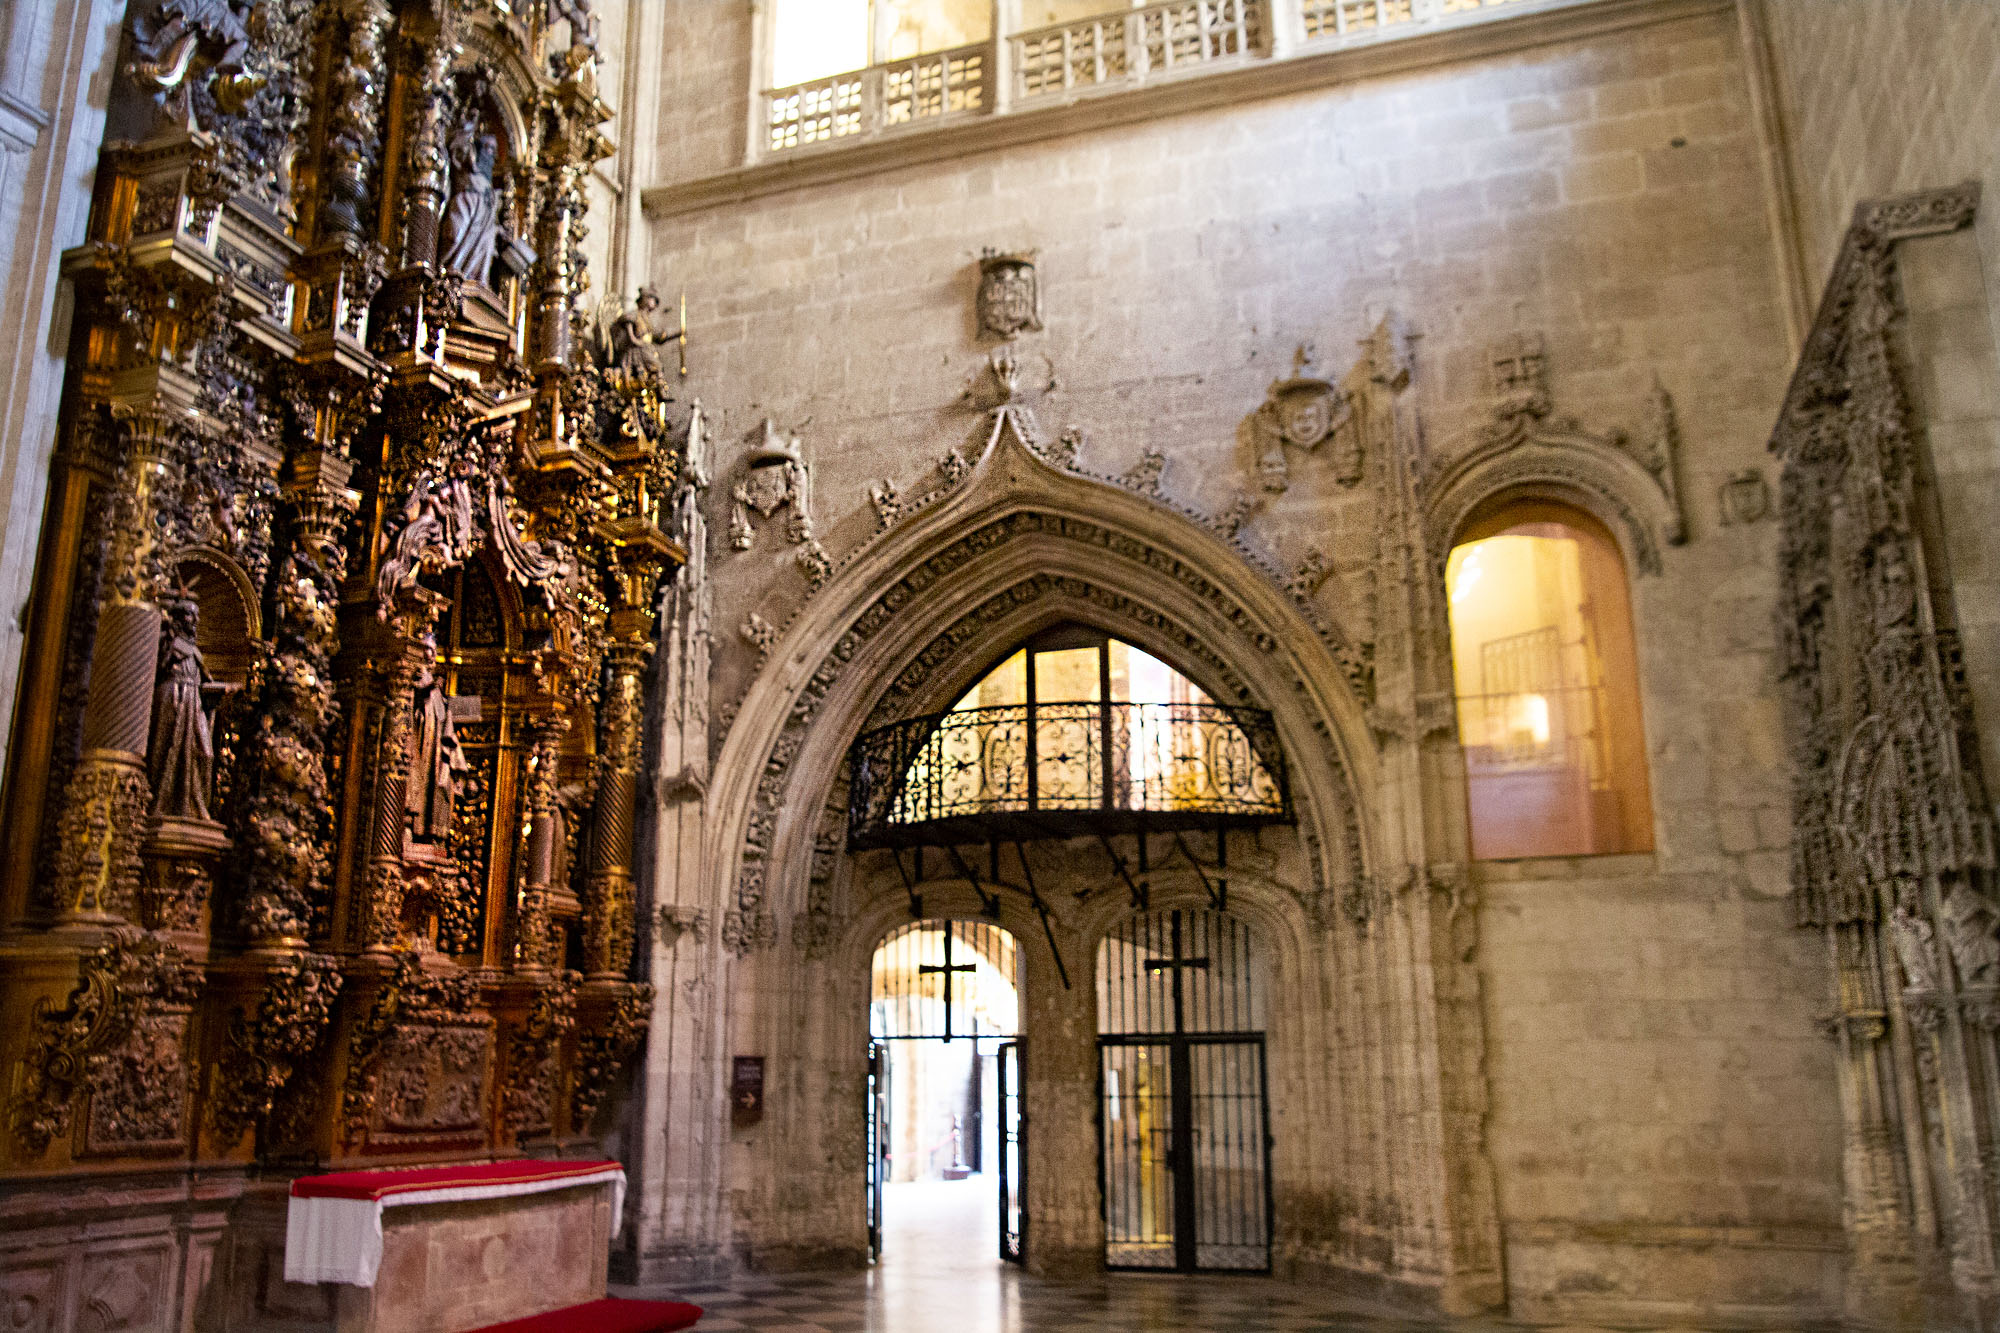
[407,660,472,844]
[147,596,217,821]
[375,468,476,614]
[608,287,683,376]
[441,122,502,285]
[125,0,264,123]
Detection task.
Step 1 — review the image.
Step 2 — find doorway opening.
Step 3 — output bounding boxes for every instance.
[1098,907,1272,1272]
[867,919,1023,1266]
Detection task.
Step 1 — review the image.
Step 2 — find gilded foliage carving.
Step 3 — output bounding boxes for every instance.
[9,930,198,1156]
[570,986,652,1130]
[208,951,341,1141]
[503,972,579,1138]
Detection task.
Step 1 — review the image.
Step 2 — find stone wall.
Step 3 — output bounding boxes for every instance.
[0,0,122,796]
[1758,0,2000,347]
[640,0,1845,1320]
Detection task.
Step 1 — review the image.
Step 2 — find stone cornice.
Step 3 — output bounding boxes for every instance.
[642,0,1730,221]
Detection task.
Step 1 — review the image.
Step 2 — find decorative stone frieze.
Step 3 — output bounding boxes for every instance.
[1769,182,1991,1322]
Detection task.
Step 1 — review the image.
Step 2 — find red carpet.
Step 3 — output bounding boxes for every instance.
[465,1297,702,1332]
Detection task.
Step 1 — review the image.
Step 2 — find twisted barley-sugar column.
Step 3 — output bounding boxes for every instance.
[397,17,456,270]
[583,638,650,978]
[51,415,176,923]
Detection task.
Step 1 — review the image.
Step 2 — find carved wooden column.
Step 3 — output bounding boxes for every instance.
[515,711,569,972]
[395,9,457,270]
[50,412,178,925]
[584,634,651,979]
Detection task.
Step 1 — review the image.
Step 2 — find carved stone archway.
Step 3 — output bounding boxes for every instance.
[697,419,1505,1307]
[705,421,1381,955]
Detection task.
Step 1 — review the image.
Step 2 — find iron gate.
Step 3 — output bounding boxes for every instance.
[998,1040,1023,1263]
[866,1039,890,1259]
[1097,908,1272,1272]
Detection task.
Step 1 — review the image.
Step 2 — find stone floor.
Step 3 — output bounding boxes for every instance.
[616,1177,1503,1332]
[616,1177,1840,1332]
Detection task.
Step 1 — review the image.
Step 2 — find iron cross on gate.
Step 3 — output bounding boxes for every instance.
[1143,910,1210,1035]
[919,927,981,1042]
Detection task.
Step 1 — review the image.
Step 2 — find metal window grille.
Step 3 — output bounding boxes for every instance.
[870,919,1020,1041]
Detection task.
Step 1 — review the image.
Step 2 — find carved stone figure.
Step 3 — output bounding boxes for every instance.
[976,250,1042,340]
[1890,897,1943,991]
[1940,882,2000,986]
[146,596,216,821]
[407,655,473,844]
[609,286,683,376]
[1871,540,1918,633]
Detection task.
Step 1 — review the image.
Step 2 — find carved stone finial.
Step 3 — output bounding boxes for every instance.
[741,613,778,662]
[976,249,1042,341]
[1120,448,1166,497]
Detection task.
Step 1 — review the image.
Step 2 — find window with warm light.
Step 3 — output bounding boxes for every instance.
[770,0,994,89]
[847,624,1292,847]
[1445,504,1653,858]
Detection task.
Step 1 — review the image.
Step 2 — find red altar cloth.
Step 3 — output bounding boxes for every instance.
[285,1158,627,1287]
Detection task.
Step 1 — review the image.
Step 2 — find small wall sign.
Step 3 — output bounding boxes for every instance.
[731,1056,765,1129]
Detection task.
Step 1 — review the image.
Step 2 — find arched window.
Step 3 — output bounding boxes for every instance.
[1445,503,1653,858]
[846,625,1290,848]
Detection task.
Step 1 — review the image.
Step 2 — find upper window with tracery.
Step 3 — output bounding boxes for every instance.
[759,0,1558,159]
[1445,503,1653,859]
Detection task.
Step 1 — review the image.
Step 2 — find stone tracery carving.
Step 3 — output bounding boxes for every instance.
[1422,331,1688,575]
[722,451,1371,955]
[1770,183,1993,1317]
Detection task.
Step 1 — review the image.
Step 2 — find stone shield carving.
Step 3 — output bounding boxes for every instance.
[976,249,1042,340]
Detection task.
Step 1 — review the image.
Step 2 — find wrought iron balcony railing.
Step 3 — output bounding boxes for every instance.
[847,700,1292,850]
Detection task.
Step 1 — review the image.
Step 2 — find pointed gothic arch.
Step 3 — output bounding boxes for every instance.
[705,422,1381,954]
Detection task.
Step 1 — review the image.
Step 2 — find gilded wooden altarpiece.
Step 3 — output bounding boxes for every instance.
[0,0,686,1288]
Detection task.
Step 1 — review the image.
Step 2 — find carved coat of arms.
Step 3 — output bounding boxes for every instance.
[1251,349,1354,492]
[977,249,1042,340]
